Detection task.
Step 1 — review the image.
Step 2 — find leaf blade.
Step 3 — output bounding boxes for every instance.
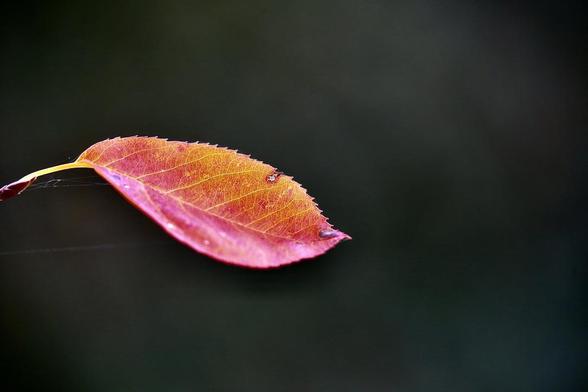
[79,137,349,267]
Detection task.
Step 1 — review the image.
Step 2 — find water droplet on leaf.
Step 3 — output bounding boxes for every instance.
[266,170,283,183]
[319,229,340,239]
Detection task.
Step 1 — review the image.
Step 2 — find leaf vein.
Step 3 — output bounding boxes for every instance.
[246,198,297,227]
[165,169,263,194]
[263,207,314,233]
[104,145,172,168]
[135,152,227,179]
[205,185,279,212]
[90,139,119,162]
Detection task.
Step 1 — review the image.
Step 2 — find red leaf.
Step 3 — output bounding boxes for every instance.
[1,137,350,268]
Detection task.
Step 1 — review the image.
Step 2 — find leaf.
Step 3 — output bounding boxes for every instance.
[0,136,350,268]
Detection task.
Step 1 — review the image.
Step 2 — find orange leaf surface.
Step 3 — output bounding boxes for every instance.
[0,136,350,268]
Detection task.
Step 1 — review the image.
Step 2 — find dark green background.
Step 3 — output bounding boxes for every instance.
[1,1,585,391]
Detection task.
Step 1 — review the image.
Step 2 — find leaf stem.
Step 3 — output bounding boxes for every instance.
[19,161,94,182]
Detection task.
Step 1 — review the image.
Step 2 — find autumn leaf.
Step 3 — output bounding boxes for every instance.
[0,137,350,268]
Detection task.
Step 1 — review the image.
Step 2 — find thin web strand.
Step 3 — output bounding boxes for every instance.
[0,241,171,257]
[27,175,109,190]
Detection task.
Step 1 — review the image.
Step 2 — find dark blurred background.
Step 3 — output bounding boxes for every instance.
[1,1,586,391]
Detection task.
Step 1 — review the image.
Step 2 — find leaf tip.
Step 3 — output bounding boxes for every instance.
[319,228,351,241]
